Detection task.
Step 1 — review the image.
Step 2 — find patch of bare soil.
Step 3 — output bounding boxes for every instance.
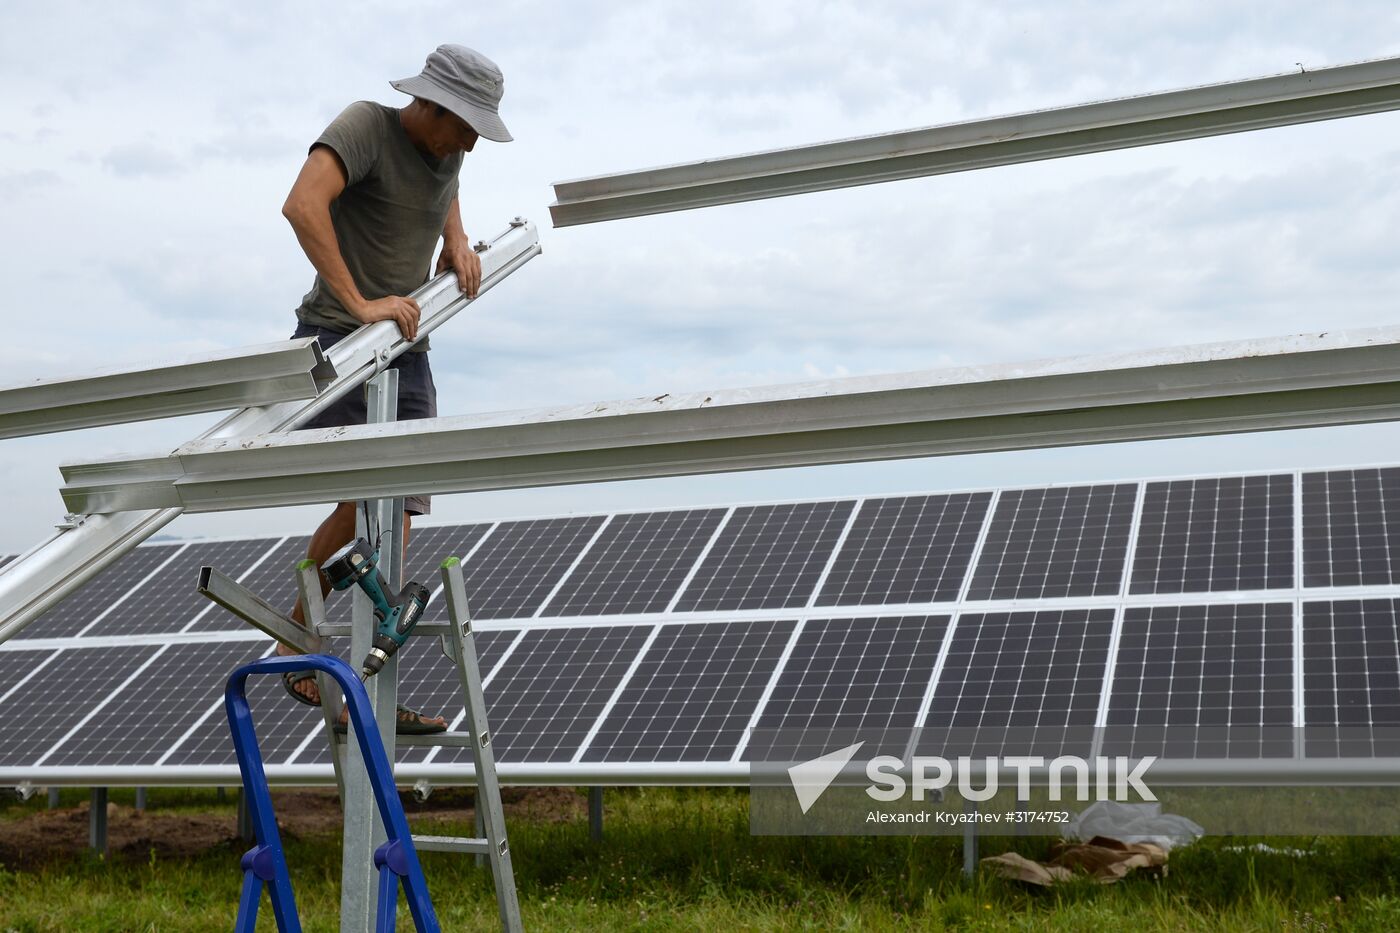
[0,786,586,868]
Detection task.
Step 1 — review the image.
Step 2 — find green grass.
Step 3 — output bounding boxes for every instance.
[4,786,1400,931]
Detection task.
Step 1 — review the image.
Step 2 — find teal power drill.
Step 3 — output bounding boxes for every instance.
[321,538,432,679]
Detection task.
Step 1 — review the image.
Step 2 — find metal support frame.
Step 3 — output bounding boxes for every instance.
[341,370,403,933]
[588,786,604,842]
[59,325,1400,514]
[0,219,540,644]
[18,754,1400,788]
[135,786,147,813]
[89,786,107,856]
[0,338,336,440]
[47,787,59,809]
[550,55,1400,225]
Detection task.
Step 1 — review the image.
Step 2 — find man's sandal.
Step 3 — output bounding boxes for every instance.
[331,704,447,736]
[284,670,443,735]
[282,670,321,707]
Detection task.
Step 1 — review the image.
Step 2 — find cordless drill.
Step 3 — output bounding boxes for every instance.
[321,538,431,679]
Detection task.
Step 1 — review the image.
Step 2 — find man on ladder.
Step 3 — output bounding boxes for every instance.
[273,43,514,732]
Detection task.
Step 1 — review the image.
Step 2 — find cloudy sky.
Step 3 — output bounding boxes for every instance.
[2,1,1399,553]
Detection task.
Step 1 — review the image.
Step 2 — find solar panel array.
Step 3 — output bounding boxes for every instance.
[9,464,1400,780]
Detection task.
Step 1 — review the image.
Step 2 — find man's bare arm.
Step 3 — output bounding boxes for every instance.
[282,146,422,340]
[434,196,481,298]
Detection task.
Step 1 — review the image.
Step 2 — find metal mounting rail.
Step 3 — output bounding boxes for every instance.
[550,55,1400,225]
[57,324,1400,514]
[0,338,337,440]
[0,219,541,644]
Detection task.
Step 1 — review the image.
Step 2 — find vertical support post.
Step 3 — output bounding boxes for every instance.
[217,786,227,803]
[341,369,401,933]
[589,786,604,842]
[962,797,978,877]
[237,789,255,843]
[135,787,147,813]
[89,787,108,856]
[47,787,60,809]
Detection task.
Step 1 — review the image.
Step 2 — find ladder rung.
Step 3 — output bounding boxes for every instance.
[412,834,494,855]
[315,620,455,637]
[334,731,478,747]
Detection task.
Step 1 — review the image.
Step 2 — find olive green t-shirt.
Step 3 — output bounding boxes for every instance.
[293,101,463,351]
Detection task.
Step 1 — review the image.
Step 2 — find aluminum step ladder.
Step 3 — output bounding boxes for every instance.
[199,555,523,933]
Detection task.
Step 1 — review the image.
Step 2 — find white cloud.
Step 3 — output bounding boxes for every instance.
[3,0,1400,551]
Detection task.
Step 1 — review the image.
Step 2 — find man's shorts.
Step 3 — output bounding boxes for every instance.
[292,322,436,515]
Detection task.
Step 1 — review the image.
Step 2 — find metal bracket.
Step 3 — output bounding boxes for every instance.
[198,566,323,654]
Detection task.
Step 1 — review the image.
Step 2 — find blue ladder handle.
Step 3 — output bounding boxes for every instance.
[225,653,441,933]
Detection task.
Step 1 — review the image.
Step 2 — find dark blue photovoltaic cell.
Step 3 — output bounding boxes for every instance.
[816,493,992,606]
[752,616,947,760]
[968,484,1136,599]
[583,620,795,762]
[45,640,268,766]
[15,543,183,640]
[919,609,1113,758]
[675,501,856,612]
[0,645,158,766]
[400,523,494,620]
[457,516,607,620]
[1302,469,1400,587]
[166,641,336,767]
[1105,604,1294,758]
[443,625,651,763]
[1303,599,1400,758]
[542,509,727,616]
[85,538,283,636]
[1130,475,1293,594]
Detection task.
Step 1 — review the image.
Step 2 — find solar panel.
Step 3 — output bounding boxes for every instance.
[165,641,321,766]
[1105,603,1294,758]
[752,615,947,760]
[582,620,795,763]
[815,493,992,607]
[1303,599,1400,757]
[674,501,856,612]
[0,645,158,767]
[187,537,310,633]
[44,640,267,766]
[14,543,183,640]
[380,630,511,765]
[967,484,1137,599]
[1302,468,1400,587]
[542,509,727,616]
[84,538,281,636]
[400,522,493,618]
[1130,475,1293,594]
[26,464,1400,785]
[919,608,1114,758]
[442,625,651,763]
[457,516,606,619]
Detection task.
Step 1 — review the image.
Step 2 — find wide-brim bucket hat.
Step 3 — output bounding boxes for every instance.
[391,44,513,143]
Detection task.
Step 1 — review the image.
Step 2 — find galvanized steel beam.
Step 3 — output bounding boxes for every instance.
[0,339,337,439]
[550,56,1400,226]
[57,325,1400,514]
[0,220,542,643]
[9,757,1400,787]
